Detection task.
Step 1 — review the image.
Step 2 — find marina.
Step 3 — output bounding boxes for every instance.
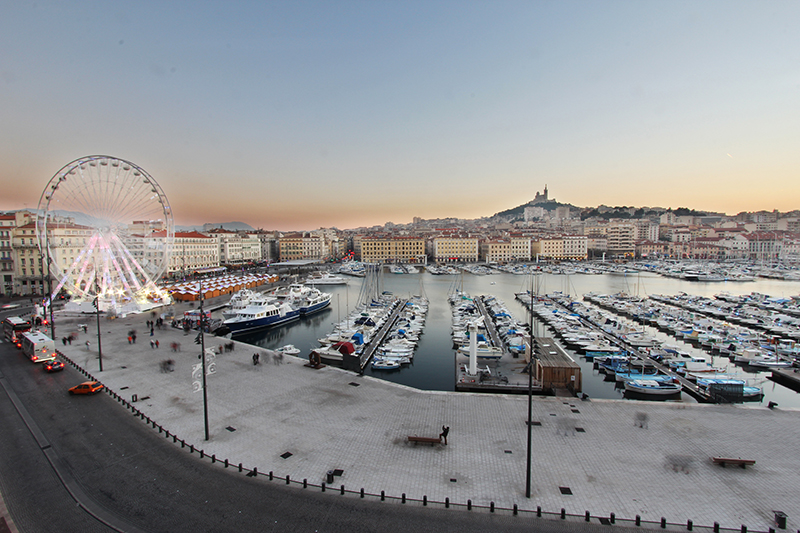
[217,266,800,408]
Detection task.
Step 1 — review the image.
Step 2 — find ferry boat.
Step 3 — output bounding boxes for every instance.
[306,271,348,285]
[223,295,300,334]
[222,288,258,320]
[282,284,332,316]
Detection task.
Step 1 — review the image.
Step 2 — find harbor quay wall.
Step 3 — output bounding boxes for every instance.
[53,295,800,532]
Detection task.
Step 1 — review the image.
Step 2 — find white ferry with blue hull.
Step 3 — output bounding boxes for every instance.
[280,283,332,316]
[223,295,300,334]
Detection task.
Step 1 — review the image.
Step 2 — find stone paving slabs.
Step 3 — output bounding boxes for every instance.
[54,299,799,531]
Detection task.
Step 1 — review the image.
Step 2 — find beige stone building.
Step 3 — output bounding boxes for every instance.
[429,234,479,263]
[361,236,426,264]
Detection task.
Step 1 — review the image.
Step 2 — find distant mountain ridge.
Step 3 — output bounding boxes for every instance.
[177,221,255,232]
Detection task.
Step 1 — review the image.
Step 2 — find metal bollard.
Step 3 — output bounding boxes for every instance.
[253,467,257,476]
[380,490,384,501]
[586,511,591,522]
[513,504,518,516]
[424,496,427,507]
[741,526,747,533]
[199,450,204,458]
[490,501,494,513]
[714,523,720,533]
[224,459,228,468]
[537,506,542,517]
[636,515,641,526]
[189,444,194,453]
[326,470,334,484]
[402,493,406,504]
[688,519,693,531]
[321,482,326,492]
[467,499,472,511]
[286,475,290,485]
[360,488,364,498]
[340,484,344,495]
[238,463,242,472]
[561,508,566,520]
[662,517,667,529]
[303,479,307,488]
[445,497,450,509]
[611,512,616,524]
[269,471,273,481]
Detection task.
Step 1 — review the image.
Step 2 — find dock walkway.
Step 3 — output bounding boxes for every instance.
[353,298,408,370]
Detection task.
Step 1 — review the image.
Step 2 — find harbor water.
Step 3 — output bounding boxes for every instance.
[232,269,800,408]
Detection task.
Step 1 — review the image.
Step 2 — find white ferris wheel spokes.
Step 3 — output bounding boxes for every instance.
[37,155,174,312]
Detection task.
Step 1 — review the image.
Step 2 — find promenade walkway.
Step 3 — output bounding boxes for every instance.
[52,296,799,532]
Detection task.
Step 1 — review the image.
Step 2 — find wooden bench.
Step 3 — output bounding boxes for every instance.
[711,457,756,468]
[407,435,442,446]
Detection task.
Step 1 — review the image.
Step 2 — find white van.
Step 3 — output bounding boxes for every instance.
[21,331,57,363]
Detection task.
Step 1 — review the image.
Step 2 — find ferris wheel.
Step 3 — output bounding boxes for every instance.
[36,155,174,310]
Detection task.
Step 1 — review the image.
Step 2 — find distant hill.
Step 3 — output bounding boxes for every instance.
[175,221,255,232]
[493,200,575,219]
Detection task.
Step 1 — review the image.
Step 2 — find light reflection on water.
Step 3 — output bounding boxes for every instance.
[231,270,800,407]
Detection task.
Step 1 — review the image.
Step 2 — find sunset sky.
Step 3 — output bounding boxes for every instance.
[2,1,798,231]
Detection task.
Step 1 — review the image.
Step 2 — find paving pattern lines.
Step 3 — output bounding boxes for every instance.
[52,311,800,532]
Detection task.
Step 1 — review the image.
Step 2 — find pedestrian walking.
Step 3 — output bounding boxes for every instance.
[155,339,159,348]
[85,340,90,350]
[150,339,155,349]
[128,336,132,344]
[439,425,450,445]
[252,352,260,365]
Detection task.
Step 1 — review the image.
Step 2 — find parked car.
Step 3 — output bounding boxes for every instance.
[44,360,65,373]
[68,381,103,395]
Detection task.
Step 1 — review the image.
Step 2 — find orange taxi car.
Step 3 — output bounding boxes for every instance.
[68,381,104,395]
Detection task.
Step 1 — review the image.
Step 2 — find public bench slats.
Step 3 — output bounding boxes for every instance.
[407,435,441,445]
[711,457,755,468]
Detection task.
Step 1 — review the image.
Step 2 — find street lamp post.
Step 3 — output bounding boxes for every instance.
[95,267,103,371]
[525,273,536,498]
[199,278,210,441]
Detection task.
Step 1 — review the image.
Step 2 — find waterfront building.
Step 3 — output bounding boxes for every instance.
[606,222,636,258]
[205,228,261,265]
[586,236,608,258]
[745,231,784,262]
[479,239,513,263]
[166,231,219,276]
[1,213,14,296]
[278,231,325,262]
[361,235,426,264]
[12,213,93,297]
[635,239,669,259]
[429,233,479,263]
[508,234,532,261]
[532,235,587,261]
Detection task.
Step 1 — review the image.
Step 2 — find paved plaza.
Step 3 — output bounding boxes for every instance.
[53,296,799,532]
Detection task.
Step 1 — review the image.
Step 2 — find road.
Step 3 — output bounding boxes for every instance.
[0,337,647,533]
